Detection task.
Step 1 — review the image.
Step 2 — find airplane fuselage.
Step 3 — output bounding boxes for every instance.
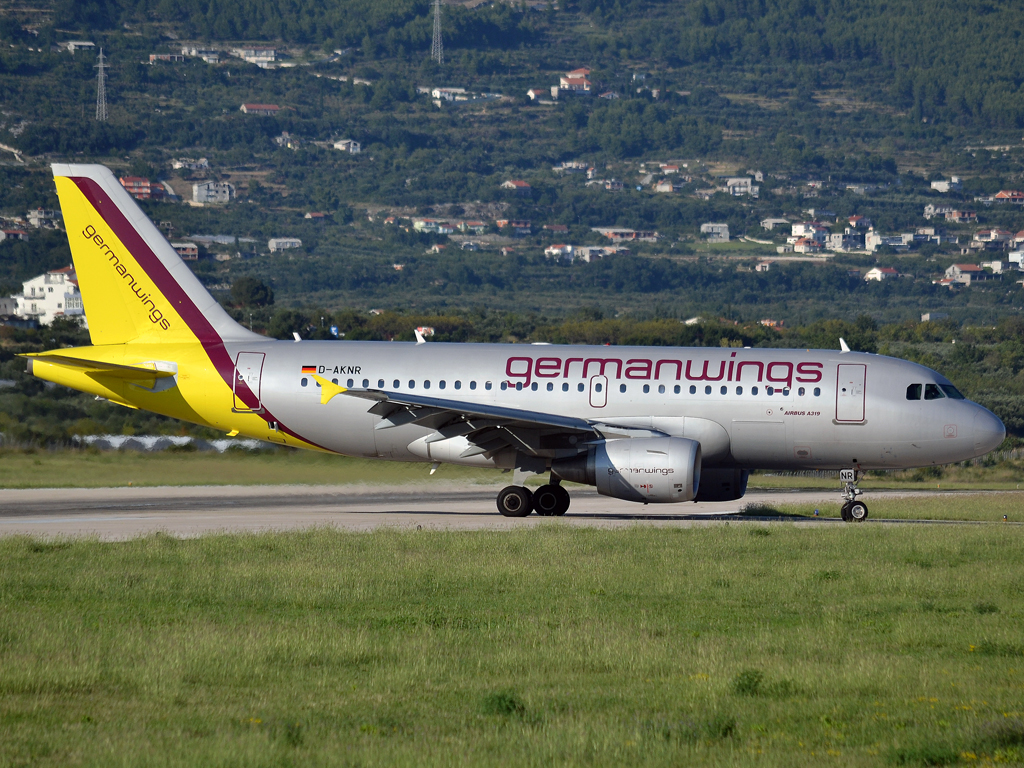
[40,339,1002,474]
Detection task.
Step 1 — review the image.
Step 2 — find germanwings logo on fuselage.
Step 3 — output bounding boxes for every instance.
[505,351,824,389]
[82,224,171,330]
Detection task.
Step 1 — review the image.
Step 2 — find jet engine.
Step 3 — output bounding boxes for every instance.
[552,437,701,503]
[693,468,749,502]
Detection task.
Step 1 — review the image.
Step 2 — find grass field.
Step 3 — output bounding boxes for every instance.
[1,449,1022,492]
[0,449,499,489]
[2,523,1023,766]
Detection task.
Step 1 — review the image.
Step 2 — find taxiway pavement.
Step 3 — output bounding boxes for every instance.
[0,484,1008,540]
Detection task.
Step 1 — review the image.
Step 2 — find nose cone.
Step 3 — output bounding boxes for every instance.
[973,406,1006,456]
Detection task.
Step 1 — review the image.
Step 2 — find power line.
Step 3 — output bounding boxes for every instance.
[95,48,108,122]
[431,0,443,65]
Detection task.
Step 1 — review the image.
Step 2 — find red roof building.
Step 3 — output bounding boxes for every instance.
[239,103,280,115]
[118,177,164,200]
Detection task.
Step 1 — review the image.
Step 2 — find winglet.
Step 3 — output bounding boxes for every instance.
[414,328,427,345]
[312,374,347,404]
[839,337,851,353]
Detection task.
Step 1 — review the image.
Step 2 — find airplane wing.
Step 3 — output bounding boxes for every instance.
[321,377,665,461]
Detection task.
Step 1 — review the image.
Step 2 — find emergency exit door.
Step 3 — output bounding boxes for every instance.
[233,352,265,412]
[835,364,866,422]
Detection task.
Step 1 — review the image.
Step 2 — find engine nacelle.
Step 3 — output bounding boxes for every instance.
[694,468,749,502]
[552,437,701,503]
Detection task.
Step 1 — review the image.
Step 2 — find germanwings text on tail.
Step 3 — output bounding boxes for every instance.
[23,164,1005,520]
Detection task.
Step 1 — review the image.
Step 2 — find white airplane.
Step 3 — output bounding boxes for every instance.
[23,165,1006,520]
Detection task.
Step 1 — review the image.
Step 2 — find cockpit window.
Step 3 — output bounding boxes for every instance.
[940,384,965,400]
[924,383,945,400]
[906,384,922,400]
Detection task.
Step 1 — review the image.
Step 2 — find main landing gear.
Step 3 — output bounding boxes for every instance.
[839,468,869,522]
[496,479,571,518]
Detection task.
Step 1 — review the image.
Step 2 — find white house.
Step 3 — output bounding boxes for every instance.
[760,218,789,230]
[700,223,729,243]
[192,181,235,204]
[864,267,899,281]
[725,177,759,197]
[544,244,574,258]
[268,238,302,252]
[13,266,87,326]
[930,176,961,193]
[333,139,361,154]
[791,222,829,243]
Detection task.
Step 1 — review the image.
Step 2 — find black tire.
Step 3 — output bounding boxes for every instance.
[552,485,571,516]
[533,485,561,516]
[848,501,869,522]
[497,486,533,517]
[840,502,852,522]
[534,484,571,517]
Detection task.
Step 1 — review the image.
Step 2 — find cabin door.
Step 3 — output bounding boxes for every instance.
[835,364,866,422]
[233,351,265,412]
[589,375,608,408]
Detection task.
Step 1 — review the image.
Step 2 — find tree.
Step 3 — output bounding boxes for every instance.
[231,277,274,307]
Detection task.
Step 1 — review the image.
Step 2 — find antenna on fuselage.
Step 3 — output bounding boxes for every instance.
[839,338,850,353]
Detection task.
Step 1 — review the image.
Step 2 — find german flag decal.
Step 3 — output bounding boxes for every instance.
[301,365,316,373]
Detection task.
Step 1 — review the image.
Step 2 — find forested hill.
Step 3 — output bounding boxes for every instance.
[30,0,1024,129]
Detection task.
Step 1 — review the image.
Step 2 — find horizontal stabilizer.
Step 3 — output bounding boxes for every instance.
[21,353,176,381]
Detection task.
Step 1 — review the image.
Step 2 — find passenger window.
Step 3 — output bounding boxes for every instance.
[454,381,461,390]
[393,379,400,388]
[362,379,369,388]
[547,382,553,391]
[643,384,650,394]
[906,383,922,400]
[485,382,492,390]
[736,386,743,395]
[752,386,759,395]
[798,387,805,396]
[720,386,727,395]
[301,378,308,387]
[813,387,820,396]
[409,380,415,389]
[439,380,446,389]
[620,384,627,393]
[689,385,696,394]
[378,379,384,388]
[577,383,585,392]
[346,378,353,388]
[516,382,523,391]
[704,385,712,394]
[924,384,945,400]
[501,382,508,391]
[940,385,965,400]
[424,380,431,389]
[766,386,774,395]
[530,382,537,391]
[562,383,569,392]
[470,381,477,390]
[332,378,338,385]
[658,384,665,394]
[595,383,603,393]
[783,388,790,396]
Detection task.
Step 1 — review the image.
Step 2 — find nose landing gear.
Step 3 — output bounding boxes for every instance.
[839,469,868,522]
